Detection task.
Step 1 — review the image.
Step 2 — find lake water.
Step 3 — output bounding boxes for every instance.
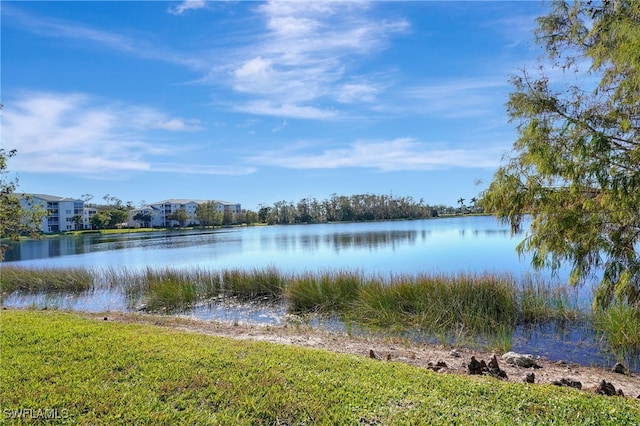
[4,215,547,276]
[4,215,633,370]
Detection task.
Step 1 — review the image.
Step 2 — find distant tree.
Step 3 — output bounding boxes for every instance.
[195,202,217,227]
[244,210,259,224]
[0,149,46,259]
[71,214,83,230]
[481,0,640,307]
[89,211,111,230]
[296,198,313,223]
[258,205,272,223]
[133,211,153,228]
[469,197,478,213]
[80,194,94,204]
[167,208,189,227]
[222,207,234,226]
[107,209,128,228]
[102,194,123,208]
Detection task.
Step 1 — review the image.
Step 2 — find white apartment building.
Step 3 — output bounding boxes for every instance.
[83,206,98,230]
[128,199,242,228]
[20,194,85,232]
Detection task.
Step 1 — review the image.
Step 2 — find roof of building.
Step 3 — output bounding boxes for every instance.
[150,199,240,206]
[150,199,209,205]
[21,193,82,203]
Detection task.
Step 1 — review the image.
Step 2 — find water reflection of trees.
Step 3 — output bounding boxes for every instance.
[270,230,429,253]
[328,231,420,251]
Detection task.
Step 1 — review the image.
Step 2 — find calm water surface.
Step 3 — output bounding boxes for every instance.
[5,216,544,276]
[5,216,631,370]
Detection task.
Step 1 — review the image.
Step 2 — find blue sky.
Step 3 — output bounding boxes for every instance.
[2,1,546,210]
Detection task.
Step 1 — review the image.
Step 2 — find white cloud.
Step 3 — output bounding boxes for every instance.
[217,0,409,119]
[4,5,206,70]
[247,138,503,171]
[168,0,208,16]
[403,78,509,118]
[151,118,202,131]
[233,57,276,93]
[336,82,380,104]
[127,108,203,132]
[234,101,338,120]
[2,91,251,176]
[152,163,256,175]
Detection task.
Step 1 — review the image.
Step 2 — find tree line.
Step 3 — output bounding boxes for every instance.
[256,193,468,225]
[78,192,471,229]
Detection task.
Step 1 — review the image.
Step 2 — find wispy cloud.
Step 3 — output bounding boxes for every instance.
[211,1,409,119]
[152,163,256,176]
[3,91,253,176]
[402,78,510,119]
[3,5,205,69]
[247,138,503,171]
[234,101,339,120]
[168,0,208,16]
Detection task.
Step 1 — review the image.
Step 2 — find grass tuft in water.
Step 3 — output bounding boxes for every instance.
[0,266,93,297]
[518,275,579,323]
[352,272,520,336]
[287,269,362,313]
[222,266,285,301]
[143,268,199,312]
[1,266,583,346]
[593,303,640,369]
[100,267,223,312]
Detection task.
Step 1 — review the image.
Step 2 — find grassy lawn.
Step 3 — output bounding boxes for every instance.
[1,310,639,425]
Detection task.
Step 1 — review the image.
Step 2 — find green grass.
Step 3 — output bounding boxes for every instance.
[1,310,639,425]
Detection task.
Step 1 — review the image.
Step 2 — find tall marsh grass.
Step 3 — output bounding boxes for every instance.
[593,303,640,367]
[222,266,284,301]
[2,266,579,331]
[518,275,579,323]
[11,265,640,363]
[0,266,93,296]
[286,270,362,313]
[99,267,222,312]
[351,273,520,334]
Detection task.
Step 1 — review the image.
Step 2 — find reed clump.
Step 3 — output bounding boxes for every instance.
[518,275,578,323]
[286,270,362,313]
[142,268,198,312]
[1,266,580,332]
[0,266,93,296]
[221,266,285,301]
[351,273,520,334]
[593,303,640,368]
[100,267,222,312]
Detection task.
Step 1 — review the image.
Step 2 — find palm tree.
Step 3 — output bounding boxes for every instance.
[470,197,478,213]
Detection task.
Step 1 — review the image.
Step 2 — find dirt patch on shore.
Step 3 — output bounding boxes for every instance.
[89,311,640,399]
